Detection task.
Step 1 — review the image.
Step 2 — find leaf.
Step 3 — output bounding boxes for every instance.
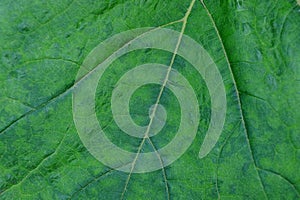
[0,0,299,199]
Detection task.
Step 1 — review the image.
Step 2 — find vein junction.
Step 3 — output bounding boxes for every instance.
[120,0,196,199]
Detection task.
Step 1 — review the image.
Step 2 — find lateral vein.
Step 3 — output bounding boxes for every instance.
[199,1,268,199]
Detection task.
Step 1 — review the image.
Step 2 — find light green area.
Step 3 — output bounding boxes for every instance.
[0,0,299,199]
[72,27,226,173]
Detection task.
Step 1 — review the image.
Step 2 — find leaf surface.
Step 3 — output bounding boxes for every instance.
[0,0,299,199]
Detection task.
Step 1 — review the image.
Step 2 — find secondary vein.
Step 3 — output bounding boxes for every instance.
[0,125,70,196]
[0,20,182,136]
[199,0,268,199]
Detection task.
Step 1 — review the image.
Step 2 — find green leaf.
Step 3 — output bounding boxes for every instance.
[0,0,299,199]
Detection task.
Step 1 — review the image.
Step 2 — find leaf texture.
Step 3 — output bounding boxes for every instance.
[0,0,299,199]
